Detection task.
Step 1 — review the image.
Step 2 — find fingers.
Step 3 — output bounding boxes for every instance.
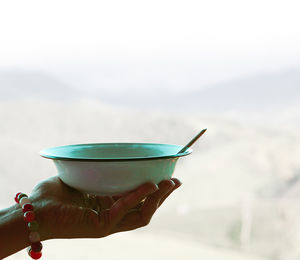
[108,182,159,227]
[139,179,175,226]
[111,178,181,233]
[158,178,182,207]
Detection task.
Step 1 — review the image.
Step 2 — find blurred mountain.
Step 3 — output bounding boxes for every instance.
[181,69,300,111]
[1,69,299,120]
[0,70,81,100]
[89,69,300,113]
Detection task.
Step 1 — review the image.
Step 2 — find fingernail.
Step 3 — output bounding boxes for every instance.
[172,178,182,187]
[153,184,159,191]
[165,180,175,190]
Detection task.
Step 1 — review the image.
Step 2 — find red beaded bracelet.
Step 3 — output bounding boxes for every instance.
[15,193,43,259]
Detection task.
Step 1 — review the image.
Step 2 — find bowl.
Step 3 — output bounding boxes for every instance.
[40,143,192,196]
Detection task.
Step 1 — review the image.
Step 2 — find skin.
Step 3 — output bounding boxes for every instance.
[0,176,182,259]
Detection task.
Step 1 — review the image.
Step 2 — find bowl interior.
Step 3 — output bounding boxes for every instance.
[40,143,192,161]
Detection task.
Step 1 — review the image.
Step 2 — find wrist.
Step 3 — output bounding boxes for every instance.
[28,195,52,241]
[0,204,31,258]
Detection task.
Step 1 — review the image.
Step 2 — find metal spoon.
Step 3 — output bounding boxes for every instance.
[177,128,207,154]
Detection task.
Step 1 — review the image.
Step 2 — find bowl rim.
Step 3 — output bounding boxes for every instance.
[40,142,193,162]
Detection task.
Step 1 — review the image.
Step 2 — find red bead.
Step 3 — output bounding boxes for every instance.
[18,193,28,203]
[15,192,22,203]
[24,211,35,222]
[22,203,34,213]
[29,249,42,259]
[31,242,43,252]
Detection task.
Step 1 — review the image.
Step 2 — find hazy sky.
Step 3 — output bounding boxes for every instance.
[0,0,300,91]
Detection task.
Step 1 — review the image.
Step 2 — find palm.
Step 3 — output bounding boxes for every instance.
[30,176,181,241]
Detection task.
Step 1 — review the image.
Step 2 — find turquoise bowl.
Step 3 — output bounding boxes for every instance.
[40,143,192,196]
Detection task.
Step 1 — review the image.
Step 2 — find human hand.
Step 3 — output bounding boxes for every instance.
[29,176,182,241]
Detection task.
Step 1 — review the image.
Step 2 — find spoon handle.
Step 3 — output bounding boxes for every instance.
[177,129,207,154]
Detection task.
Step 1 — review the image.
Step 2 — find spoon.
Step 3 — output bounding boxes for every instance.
[177,128,207,154]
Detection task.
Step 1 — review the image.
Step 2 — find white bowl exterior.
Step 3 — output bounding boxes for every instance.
[53,158,179,196]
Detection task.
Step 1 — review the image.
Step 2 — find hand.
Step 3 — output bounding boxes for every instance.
[29,176,182,241]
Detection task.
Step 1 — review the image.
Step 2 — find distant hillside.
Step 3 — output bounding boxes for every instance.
[181,69,300,112]
[0,70,80,100]
[78,69,300,114]
[1,69,299,116]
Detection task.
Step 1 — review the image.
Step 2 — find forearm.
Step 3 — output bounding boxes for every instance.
[0,204,31,259]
